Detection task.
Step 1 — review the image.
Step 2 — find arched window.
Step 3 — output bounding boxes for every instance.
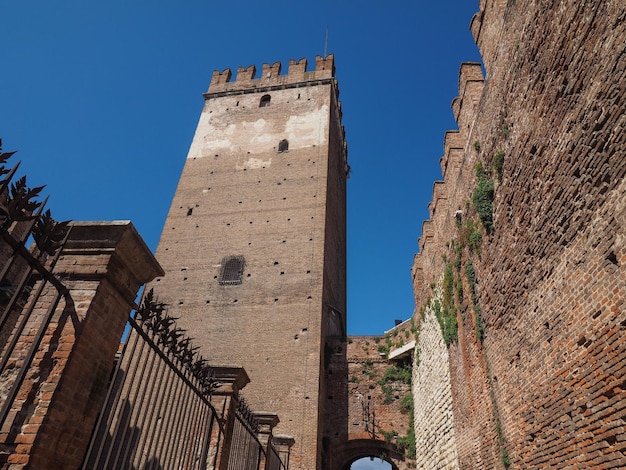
[278,139,289,152]
[259,94,271,107]
[218,255,245,285]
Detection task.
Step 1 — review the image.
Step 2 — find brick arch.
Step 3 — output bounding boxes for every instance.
[331,439,404,470]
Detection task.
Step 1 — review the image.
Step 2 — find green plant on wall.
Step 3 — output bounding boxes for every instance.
[455,278,464,305]
[379,364,412,385]
[492,150,505,181]
[459,218,483,256]
[381,384,394,404]
[474,303,484,342]
[472,164,495,233]
[496,423,511,468]
[502,123,510,138]
[465,260,484,342]
[399,393,413,413]
[380,428,397,443]
[465,260,476,295]
[396,393,416,459]
[434,275,458,347]
[443,264,455,309]
[469,229,482,253]
[362,358,376,378]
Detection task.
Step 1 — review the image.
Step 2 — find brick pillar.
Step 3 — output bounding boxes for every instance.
[209,366,249,470]
[253,412,279,470]
[2,221,162,469]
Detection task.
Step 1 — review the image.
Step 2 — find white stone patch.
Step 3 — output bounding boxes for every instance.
[285,105,329,144]
[413,286,459,469]
[186,117,236,158]
[186,104,329,159]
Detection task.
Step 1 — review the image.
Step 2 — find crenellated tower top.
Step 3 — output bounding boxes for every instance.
[206,54,336,96]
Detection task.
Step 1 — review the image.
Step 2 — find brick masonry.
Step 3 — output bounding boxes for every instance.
[0,222,162,469]
[347,337,411,435]
[412,0,626,468]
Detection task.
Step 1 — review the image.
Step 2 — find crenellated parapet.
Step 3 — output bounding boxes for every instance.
[469,0,507,74]
[440,131,464,187]
[206,54,336,95]
[452,63,485,137]
[412,61,485,304]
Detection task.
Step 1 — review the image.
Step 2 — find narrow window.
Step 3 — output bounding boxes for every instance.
[259,94,271,107]
[218,255,245,285]
[278,139,289,153]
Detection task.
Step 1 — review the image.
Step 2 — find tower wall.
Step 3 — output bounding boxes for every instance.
[150,55,347,470]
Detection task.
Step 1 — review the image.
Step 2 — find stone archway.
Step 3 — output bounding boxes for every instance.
[331,439,404,470]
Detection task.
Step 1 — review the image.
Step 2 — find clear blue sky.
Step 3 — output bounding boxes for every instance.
[1,1,481,336]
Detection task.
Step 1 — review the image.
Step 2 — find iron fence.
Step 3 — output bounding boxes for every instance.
[264,437,287,470]
[82,290,287,470]
[226,396,263,470]
[82,290,222,469]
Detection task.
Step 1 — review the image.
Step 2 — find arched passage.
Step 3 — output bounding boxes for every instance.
[331,439,404,470]
[351,457,392,469]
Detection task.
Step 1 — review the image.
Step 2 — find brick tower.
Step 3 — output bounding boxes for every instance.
[151,55,348,469]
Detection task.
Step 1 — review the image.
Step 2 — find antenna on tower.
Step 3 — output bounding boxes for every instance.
[324,26,329,57]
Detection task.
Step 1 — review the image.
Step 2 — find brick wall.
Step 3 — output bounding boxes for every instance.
[344,336,413,469]
[412,0,626,467]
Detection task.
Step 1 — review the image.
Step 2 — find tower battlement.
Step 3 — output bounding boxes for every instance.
[207,54,335,95]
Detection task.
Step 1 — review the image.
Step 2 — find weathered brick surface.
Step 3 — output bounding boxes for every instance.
[149,56,347,470]
[346,337,411,440]
[324,327,415,468]
[0,222,162,469]
[412,0,626,468]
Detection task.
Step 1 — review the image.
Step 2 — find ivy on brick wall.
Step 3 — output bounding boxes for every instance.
[472,163,495,234]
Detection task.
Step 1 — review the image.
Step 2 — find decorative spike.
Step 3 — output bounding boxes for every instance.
[5,176,44,225]
[32,210,70,256]
[0,151,16,177]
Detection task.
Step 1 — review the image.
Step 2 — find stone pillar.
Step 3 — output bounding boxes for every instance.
[209,365,250,470]
[272,435,295,469]
[253,412,279,470]
[1,221,163,469]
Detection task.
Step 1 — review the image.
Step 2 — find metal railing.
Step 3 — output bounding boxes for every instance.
[264,437,287,470]
[82,290,222,469]
[83,290,288,469]
[227,396,263,470]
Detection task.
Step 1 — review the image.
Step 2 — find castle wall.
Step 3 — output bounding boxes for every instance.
[413,0,626,467]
